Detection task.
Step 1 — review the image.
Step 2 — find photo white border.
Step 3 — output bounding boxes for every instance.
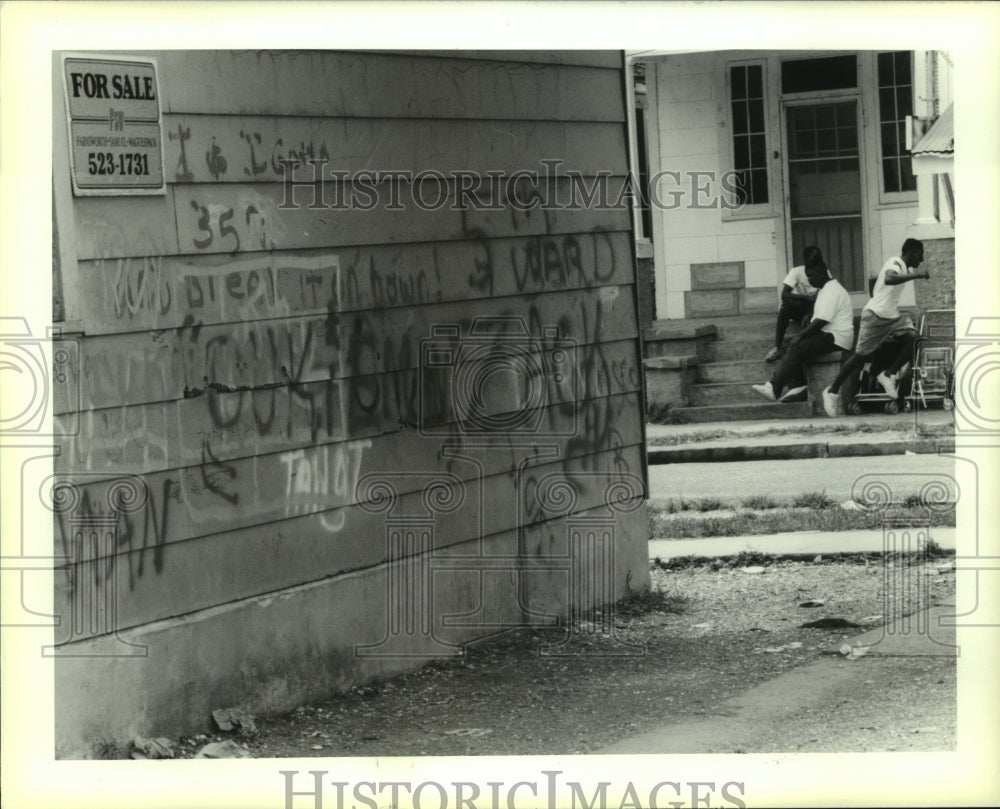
[1,2,998,807]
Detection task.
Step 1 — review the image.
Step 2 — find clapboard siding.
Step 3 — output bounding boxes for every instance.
[160,115,629,184]
[387,51,623,69]
[54,487,645,645]
[61,285,638,411]
[73,231,635,334]
[53,418,644,569]
[57,336,642,473]
[55,49,646,683]
[153,51,625,121]
[75,178,631,260]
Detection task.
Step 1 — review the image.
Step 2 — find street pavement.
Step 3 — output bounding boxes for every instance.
[647,453,958,506]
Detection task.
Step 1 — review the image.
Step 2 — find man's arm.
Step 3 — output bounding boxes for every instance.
[790,318,828,345]
[780,283,815,302]
[884,268,930,285]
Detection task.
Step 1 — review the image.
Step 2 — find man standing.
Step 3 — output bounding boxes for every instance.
[752,250,854,403]
[822,239,928,416]
[764,245,826,362]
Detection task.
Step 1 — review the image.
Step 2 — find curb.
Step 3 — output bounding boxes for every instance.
[648,439,956,464]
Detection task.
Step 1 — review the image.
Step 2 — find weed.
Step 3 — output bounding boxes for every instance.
[925,538,947,558]
[792,490,835,509]
[651,546,954,571]
[741,493,779,510]
[612,585,688,617]
[728,550,774,567]
[696,498,725,512]
[95,739,128,759]
[649,505,954,539]
[647,404,690,425]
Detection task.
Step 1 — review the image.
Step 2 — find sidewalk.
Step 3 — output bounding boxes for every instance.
[646,409,954,463]
[649,527,956,561]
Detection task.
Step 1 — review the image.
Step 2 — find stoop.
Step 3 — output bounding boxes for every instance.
[643,314,850,422]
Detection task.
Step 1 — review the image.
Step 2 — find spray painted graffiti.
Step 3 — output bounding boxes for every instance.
[279,439,372,532]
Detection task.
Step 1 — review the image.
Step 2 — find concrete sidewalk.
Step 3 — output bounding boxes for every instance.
[649,527,956,561]
[646,409,954,463]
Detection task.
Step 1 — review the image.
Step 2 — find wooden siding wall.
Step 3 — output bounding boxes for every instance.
[53,50,645,646]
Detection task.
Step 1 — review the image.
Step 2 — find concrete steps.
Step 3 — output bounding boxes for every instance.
[644,314,819,423]
[703,314,776,341]
[698,359,773,384]
[709,338,777,363]
[688,381,773,407]
[671,400,811,423]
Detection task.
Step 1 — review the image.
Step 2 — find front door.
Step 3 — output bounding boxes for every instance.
[784,100,866,292]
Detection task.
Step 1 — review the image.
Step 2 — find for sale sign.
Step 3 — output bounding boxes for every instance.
[62,56,166,195]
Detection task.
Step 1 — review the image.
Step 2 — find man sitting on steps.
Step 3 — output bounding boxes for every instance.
[764,246,829,363]
[752,248,854,404]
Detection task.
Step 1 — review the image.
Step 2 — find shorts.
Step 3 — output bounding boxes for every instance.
[854,310,916,356]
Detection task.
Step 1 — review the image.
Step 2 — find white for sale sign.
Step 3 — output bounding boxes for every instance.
[62,56,166,195]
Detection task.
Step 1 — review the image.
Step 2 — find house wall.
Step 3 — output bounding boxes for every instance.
[914,237,956,312]
[648,51,925,320]
[51,49,649,757]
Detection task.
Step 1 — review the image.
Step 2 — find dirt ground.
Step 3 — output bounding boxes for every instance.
[156,554,957,760]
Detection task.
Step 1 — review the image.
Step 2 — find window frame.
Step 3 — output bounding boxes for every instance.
[721,57,775,221]
[873,50,919,205]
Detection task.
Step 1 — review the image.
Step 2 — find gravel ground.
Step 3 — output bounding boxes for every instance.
[161,556,956,760]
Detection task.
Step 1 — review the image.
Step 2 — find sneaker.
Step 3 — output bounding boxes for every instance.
[877,372,899,399]
[822,387,838,417]
[778,384,808,402]
[751,382,776,401]
[764,347,781,362]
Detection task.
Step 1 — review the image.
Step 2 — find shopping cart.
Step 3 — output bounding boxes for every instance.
[903,309,954,413]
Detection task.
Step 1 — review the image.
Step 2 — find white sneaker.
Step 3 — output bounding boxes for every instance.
[822,387,838,417]
[779,384,808,402]
[877,372,899,399]
[764,347,781,362]
[752,382,776,401]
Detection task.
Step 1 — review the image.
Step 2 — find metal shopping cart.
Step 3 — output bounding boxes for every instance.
[903,309,954,413]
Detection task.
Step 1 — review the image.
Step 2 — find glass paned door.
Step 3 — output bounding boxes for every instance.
[786,101,865,292]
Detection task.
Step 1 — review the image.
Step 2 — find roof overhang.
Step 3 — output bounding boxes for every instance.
[911,104,953,176]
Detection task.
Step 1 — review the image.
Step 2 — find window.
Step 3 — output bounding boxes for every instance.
[781,55,857,94]
[729,63,768,206]
[877,51,916,193]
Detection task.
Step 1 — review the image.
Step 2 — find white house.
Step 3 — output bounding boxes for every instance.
[629,50,954,322]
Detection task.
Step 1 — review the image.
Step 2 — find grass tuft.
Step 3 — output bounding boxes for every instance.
[612,585,688,618]
[695,497,725,512]
[741,493,779,510]
[649,503,954,539]
[791,490,835,509]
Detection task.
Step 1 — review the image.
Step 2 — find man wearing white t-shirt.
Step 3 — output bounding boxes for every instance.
[752,256,854,404]
[822,239,928,416]
[764,246,825,362]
